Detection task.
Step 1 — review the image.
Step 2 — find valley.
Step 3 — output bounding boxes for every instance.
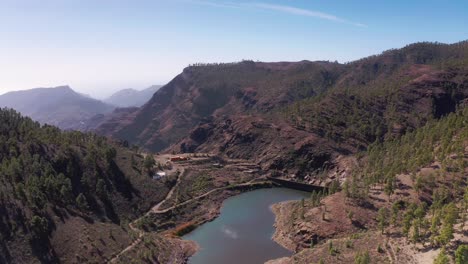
[95,42,468,264]
[3,1,468,263]
[108,152,273,263]
[183,188,309,264]
[0,85,163,132]
[0,41,467,264]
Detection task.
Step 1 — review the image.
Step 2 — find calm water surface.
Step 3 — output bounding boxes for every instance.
[183,188,309,264]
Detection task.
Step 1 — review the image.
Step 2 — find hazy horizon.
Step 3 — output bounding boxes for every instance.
[2,0,468,98]
[0,83,164,100]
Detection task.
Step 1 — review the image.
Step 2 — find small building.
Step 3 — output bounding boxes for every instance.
[212,163,224,168]
[170,156,189,162]
[153,171,166,180]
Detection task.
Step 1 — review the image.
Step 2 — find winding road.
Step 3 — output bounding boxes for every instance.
[108,167,184,263]
[108,158,267,263]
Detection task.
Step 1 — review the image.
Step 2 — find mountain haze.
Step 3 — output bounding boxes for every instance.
[185,42,468,177]
[0,40,466,264]
[97,41,468,179]
[104,85,162,107]
[0,86,114,130]
[3,0,468,262]
[93,41,468,264]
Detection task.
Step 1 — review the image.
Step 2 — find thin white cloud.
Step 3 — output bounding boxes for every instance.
[221,225,239,239]
[250,3,367,27]
[251,3,342,22]
[184,0,367,28]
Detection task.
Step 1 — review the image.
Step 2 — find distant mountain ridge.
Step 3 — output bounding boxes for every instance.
[0,86,114,130]
[104,85,162,107]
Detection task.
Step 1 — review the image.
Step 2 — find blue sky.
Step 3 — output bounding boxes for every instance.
[1,0,467,98]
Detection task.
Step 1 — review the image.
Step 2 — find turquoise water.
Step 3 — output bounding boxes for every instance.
[183,188,309,264]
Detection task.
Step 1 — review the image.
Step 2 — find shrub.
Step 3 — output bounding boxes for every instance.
[354,251,370,264]
[455,245,468,264]
[76,193,89,211]
[434,250,450,264]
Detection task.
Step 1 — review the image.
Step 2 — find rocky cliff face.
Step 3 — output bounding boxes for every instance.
[96,42,468,182]
[97,61,341,151]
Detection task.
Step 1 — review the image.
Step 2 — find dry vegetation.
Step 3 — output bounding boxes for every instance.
[270,107,467,264]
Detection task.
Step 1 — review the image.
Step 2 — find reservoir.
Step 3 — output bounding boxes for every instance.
[183,188,309,264]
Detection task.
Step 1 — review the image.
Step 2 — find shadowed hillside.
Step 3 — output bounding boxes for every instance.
[97,41,468,182]
[0,108,178,263]
[269,106,467,264]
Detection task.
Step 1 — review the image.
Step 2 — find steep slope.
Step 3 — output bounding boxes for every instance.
[270,106,467,263]
[104,85,162,107]
[96,61,343,151]
[0,86,114,130]
[82,106,140,132]
[175,61,466,179]
[97,41,468,183]
[0,108,180,263]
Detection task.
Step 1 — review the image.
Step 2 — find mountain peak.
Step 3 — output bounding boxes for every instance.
[104,85,162,107]
[53,85,72,90]
[0,85,114,130]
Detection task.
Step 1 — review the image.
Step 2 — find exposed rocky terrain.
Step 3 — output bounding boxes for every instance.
[93,41,468,264]
[269,107,468,263]
[98,41,468,184]
[1,41,467,264]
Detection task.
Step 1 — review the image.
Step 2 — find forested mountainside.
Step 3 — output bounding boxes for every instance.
[97,41,468,183]
[1,41,466,264]
[272,106,467,264]
[0,108,176,263]
[0,86,114,131]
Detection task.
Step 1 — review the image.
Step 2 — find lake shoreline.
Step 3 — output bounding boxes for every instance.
[270,201,299,252]
[181,188,308,264]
